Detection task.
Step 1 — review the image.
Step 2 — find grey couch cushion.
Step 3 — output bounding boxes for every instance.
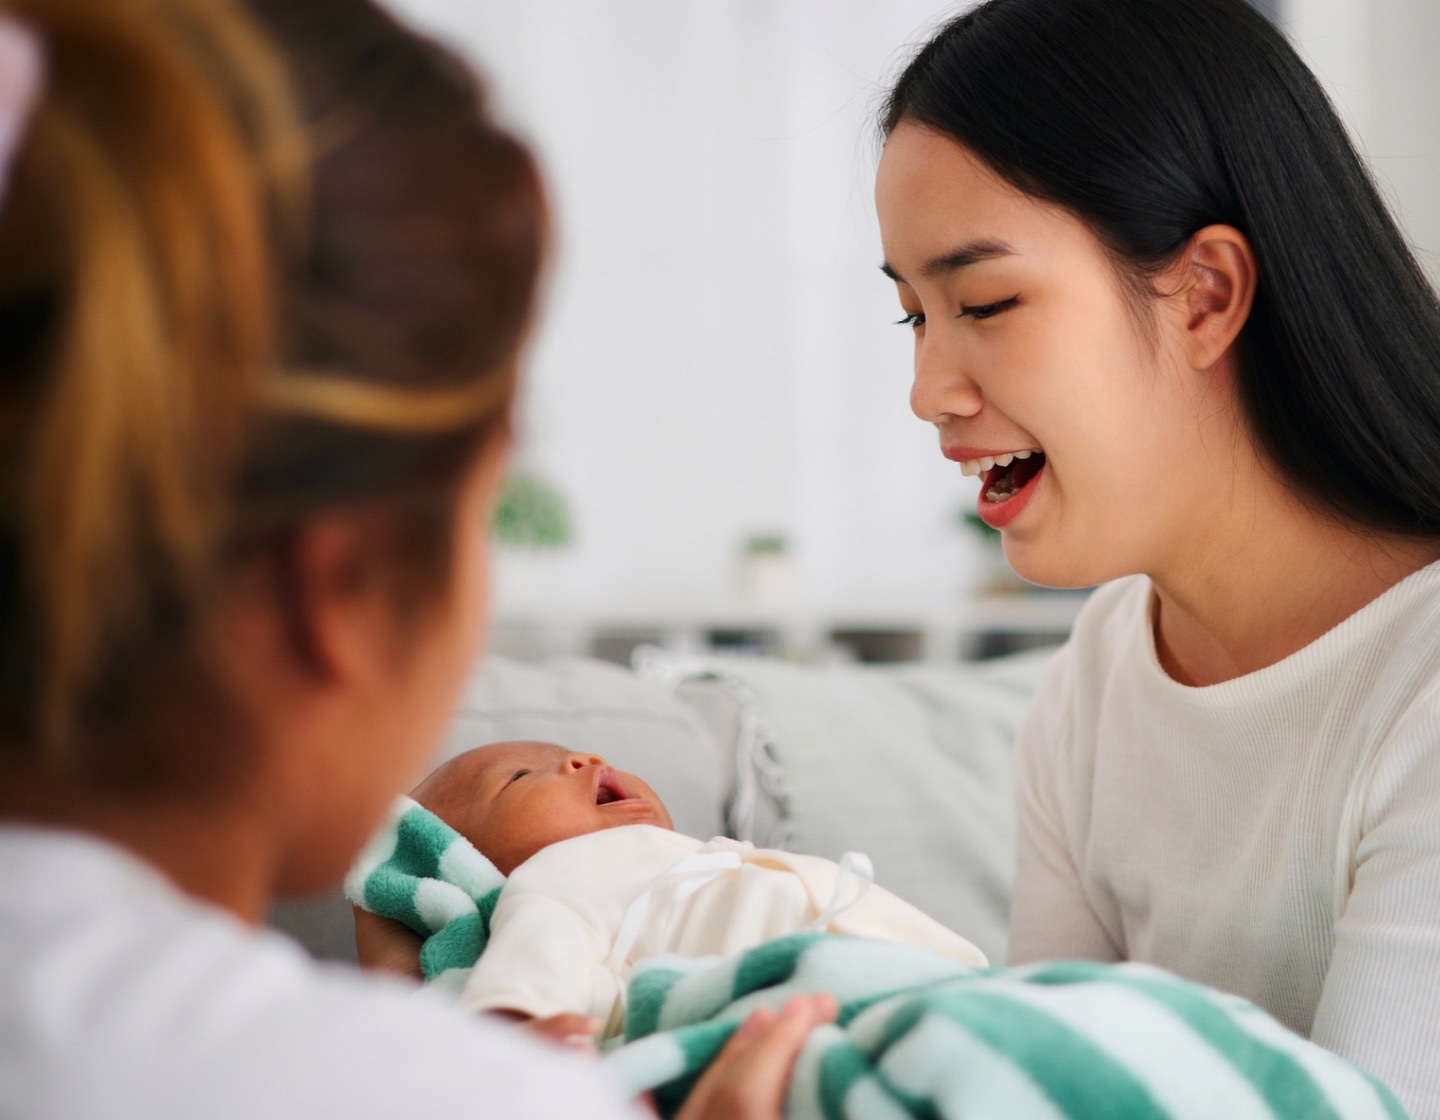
[636,649,1053,965]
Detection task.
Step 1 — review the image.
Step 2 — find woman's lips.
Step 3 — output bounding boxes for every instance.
[945,447,1040,477]
[976,456,1044,529]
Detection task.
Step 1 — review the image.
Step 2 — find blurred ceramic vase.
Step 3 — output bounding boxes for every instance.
[738,535,793,606]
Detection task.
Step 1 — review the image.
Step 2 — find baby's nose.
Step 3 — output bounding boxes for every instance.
[564,751,605,771]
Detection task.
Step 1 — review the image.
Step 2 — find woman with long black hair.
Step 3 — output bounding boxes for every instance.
[877,0,1440,1112]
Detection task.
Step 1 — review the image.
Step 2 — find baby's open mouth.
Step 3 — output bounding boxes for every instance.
[981,450,1046,503]
[594,768,636,806]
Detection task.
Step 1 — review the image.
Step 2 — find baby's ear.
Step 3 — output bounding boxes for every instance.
[1178,224,1256,371]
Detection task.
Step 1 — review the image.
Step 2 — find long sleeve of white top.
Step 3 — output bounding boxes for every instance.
[1008,644,1122,965]
[1309,688,1440,1116]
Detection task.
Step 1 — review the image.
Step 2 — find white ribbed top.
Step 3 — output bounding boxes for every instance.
[1009,567,1440,1119]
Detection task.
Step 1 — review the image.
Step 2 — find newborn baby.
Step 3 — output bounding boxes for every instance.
[412,740,987,1040]
[411,739,676,876]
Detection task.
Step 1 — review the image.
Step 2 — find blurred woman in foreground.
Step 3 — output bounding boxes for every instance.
[0,1,827,1116]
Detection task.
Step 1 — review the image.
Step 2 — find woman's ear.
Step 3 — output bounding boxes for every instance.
[1177,224,1257,371]
[275,512,399,686]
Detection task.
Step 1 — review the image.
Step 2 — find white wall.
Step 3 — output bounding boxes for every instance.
[381,0,1440,615]
[1283,0,1440,282]
[385,0,976,611]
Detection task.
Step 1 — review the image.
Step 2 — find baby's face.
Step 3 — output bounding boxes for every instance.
[414,741,672,874]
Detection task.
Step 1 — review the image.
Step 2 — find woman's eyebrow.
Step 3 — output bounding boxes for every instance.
[880,237,1016,284]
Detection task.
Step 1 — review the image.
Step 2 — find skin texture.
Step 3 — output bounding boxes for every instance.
[413,740,674,875]
[876,121,1440,686]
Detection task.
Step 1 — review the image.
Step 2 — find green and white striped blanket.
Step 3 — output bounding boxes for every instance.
[345,799,1406,1119]
[343,796,505,990]
[606,933,1406,1120]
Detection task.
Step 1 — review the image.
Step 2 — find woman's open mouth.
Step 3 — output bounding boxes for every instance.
[979,450,1045,503]
[956,449,1046,529]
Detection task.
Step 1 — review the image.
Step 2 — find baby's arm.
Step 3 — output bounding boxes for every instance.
[355,897,603,1047]
[458,892,621,1034]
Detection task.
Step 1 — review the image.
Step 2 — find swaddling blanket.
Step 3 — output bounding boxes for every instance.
[344,796,506,990]
[607,932,1407,1120]
[345,797,985,1018]
[345,801,1405,1118]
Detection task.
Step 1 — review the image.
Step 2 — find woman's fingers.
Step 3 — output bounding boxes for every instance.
[674,993,839,1120]
[523,1013,603,1054]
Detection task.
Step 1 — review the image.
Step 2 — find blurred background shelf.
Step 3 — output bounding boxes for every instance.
[489,589,1089,665]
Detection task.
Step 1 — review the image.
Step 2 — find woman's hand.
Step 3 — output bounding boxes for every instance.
[487,1009,603,1054]
[352,906,423,980]
[522,1012,603,1052]
[674,993,838,1120]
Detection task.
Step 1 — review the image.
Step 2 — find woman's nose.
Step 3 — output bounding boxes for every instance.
[909,334,983,424]
[564,751,605,771]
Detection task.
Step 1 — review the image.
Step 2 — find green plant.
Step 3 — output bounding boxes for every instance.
[743,533,789,556]
[957,508,1001,540]
[493,472,572,549]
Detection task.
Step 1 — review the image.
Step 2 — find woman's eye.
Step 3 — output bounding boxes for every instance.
[893,311,925,329]
[959,297,1019,320]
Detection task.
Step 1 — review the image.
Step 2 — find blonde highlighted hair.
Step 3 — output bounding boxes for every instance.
[0,0,543,783]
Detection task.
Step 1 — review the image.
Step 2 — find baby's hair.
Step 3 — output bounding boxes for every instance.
[0,0,544,788]
[883,0,1440,539]
[411,751,486,840]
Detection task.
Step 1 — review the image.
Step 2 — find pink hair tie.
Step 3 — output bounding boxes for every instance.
[0,13,43,207]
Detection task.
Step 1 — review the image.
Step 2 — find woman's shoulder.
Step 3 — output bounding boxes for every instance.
[0,827,641,1120]
[1015,580,1147,763]
[1033,576,1153,700]
[1067,575,1152,646]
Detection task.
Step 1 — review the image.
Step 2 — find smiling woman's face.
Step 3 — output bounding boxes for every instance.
[875,121,1234,590]
[414,741,673,874]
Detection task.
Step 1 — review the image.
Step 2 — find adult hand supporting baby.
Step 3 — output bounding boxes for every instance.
[674,993,838,1120]
[521,1013,603,1052]
[353,906,423,980]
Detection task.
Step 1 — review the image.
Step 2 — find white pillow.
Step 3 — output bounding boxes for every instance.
[636,649,1053,964]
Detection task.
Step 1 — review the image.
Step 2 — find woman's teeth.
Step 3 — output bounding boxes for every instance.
[958,448,1035,477]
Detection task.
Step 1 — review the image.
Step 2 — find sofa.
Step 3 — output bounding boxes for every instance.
[268,645,1052,968]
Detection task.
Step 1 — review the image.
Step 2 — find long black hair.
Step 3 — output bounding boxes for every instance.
[882,0,1440,538]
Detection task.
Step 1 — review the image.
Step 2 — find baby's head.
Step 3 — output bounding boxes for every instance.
[412,741,673,874]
